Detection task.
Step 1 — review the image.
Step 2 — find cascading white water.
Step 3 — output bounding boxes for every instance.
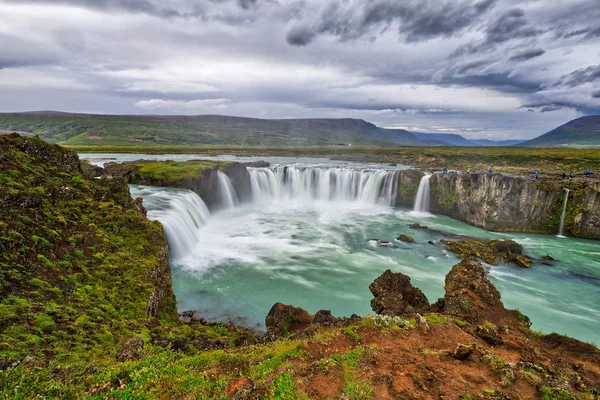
[558,188,570,238]
[248,166,398,206]
[217,171,239,209]
[129,186,211,261]
[413,174,432,213]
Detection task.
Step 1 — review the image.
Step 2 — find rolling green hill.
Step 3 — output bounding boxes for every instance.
[0,112,440,147]
[522,115,600,147]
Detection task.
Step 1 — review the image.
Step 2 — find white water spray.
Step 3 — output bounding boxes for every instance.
[558,188,570,238]
[129,186,211,261]
[217,171,239,210]
[248,166,398,206]
[413,174,432,213]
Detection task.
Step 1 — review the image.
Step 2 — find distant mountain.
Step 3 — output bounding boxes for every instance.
[522,115,600,147]
[0,112,446,147]
[470,139,525,147]
[411,132,474,146]
[412,132,524,147]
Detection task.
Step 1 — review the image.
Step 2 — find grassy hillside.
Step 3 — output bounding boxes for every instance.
[522,115,600,147]
[0,112,435,147]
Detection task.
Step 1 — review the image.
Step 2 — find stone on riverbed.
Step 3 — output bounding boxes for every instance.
[397,234,415,243]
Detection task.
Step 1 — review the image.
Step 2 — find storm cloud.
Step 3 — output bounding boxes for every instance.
[0,0,599,140]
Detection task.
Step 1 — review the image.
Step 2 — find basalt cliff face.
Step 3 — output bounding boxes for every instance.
[103,160,252,209]
[430,173,600,239]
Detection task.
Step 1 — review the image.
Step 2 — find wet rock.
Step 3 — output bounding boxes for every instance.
[475,323,503,345]
[225,376,256,399]
[513,255,531,268]
[543,255,555,261]
[443,260,503,321]
[428,240,435,245]
[409,223,428,229]
[441,238,529,267]
[116,337,144,362]
[266,302,313,337]
[493,240,523,255]
[379,240,393,247]
[369,269,430,316]
[453,344,474,360]
[397,234,415,243]
[313,310,336,325]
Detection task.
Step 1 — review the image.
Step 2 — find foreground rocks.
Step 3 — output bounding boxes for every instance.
[444,259,503,321]
[369,269,430,316]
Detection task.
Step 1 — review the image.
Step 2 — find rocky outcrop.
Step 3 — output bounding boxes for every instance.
[265,303,313,337]
[430,173,600,240]
[103,160,252,209]
[443,259,503,321]
[394,169,425,207]
[369,269,430,316]
[440,238,531,267]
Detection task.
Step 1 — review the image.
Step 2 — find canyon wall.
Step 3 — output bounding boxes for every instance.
[430,172,600,239]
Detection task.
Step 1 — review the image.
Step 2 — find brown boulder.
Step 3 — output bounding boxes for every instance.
[443,260,503,321]
[265,302,313,337]
[369,269,430,316]
[313,310,336,325]
[453,344,474,360]
[494,240,523,255]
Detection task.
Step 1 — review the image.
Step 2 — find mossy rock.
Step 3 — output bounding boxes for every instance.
[513,255,531,268]
[397,234,415,243]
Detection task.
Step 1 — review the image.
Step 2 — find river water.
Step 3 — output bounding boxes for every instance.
[83,154,600,344]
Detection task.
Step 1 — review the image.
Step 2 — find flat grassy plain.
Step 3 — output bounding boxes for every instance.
[70,144,600,176]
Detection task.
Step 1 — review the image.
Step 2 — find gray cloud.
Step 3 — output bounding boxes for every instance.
[286,0,498,46]
[1,0,599,139]
[558,65,600,88]
[509,48,545,62]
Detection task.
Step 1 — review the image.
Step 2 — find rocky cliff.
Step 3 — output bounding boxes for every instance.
[430,172,600,239]
[394,169,425,207]
[0,134,179,363]
[103,159,252,209]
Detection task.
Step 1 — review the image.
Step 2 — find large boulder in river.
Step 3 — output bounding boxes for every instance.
[265,303,313,337]
[443,260,503,321]
[369,270,430,316]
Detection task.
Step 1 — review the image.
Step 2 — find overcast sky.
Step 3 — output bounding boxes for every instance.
[1,0,599,139]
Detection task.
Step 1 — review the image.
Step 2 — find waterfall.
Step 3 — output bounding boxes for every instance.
[413,174,432,213]
[248,166,398,206]
[129,186,211,261]
[216,171,239,210]
[558,188,570,238]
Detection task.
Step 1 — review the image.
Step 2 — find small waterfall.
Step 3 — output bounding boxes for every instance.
[217,171,239,209]
[413,174,432,213]
[129,186,211,261]
[558,188,570,238]
[248,166,398,206]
